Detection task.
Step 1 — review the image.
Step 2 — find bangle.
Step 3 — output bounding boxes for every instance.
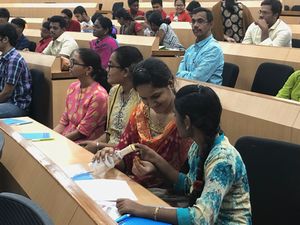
[96,141,100,149]
[153,207,160,221]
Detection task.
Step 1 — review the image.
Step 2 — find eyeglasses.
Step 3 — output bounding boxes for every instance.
[69,59,86,68]
[107,64,123,71]
[191,18,208,25]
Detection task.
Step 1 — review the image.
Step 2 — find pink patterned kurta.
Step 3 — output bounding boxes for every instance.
[59,81,108,142]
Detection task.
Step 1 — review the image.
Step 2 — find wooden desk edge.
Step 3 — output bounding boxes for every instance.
[0,121,116,225]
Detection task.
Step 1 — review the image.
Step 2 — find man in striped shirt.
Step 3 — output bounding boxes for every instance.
[0,23,31,118]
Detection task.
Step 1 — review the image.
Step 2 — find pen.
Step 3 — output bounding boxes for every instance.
[115,214,131,223]
[32,138,54,142]
[15,121,33,125]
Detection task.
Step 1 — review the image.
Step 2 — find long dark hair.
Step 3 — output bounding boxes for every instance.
[224,0,236,13]
[148,10,171,26]
[114,46,144,78]
[96,16,116,39]
[174,84,222,206]
[132,57,174,90]
[75,48,111,92]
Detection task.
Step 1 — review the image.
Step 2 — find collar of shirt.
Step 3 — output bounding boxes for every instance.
[55,32,67,43]
[269,19,281,31]
[195,34,213,48]
[0,47,16,61]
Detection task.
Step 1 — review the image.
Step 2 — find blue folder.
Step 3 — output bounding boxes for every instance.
[118,216,171,225]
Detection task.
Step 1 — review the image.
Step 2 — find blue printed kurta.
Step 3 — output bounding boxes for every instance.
[175,134,251,225]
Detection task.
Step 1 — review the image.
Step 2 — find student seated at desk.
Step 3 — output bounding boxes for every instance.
[73,5,93,33]
[10,18,31,51]
[94,58,191,188]
[35,21,52,53]
[0,23,31,118]
[54,48,110,142]
[242,0,292,47]
[176,7,224,85]
[43,16,78,58]
[169,0,191,22]
[186,1,201,18]
[116,85,252,225]
[151,0,168,20]
[143,10,155,36]
[90,17,118,69]
[276,70,300,102]
[128,0,145,20]
[81,46,143,153]
[115,8,144,36]
[148,11,184,50]
[61,8,81,32]
[0,8,10,25]
[212,0,253,43]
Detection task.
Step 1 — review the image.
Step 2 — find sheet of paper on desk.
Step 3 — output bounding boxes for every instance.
[63,164,90,178]
[76,179,137,202]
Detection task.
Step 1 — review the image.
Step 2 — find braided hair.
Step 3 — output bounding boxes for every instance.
[174,84,222,206]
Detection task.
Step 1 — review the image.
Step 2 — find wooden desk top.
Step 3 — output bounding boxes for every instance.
[0,2,98,8]
[0,117,168,225]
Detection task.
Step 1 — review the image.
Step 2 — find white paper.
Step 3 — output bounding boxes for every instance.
[62,164,90,178]
[75,179,137,201]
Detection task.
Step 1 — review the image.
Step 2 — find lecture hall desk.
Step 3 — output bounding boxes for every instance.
[0,3,98,18]
[0,118,169,225]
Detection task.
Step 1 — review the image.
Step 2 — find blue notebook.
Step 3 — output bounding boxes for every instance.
[1,118,32,125]
[118,216,171,225]
[71,172,94,181]
[20,132,54,141]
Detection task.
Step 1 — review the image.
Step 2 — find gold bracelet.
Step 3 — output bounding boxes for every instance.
[153,207,160,221]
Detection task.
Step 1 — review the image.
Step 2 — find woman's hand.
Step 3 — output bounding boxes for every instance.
[116,199,145,215]
[80,140,108,153]
[134,143,158,163]
[92,147,114,163]
[132,156,157,177]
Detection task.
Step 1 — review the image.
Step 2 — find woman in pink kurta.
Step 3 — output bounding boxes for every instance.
[54,48,111,142]
[90,16,118,69]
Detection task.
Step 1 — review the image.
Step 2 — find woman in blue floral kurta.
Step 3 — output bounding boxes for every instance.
[116,84,251,225]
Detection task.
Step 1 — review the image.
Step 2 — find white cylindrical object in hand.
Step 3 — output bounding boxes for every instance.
[91,144,137,175]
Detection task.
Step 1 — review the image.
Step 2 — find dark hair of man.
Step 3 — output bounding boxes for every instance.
[42,21,50,30]
[191,7,213,23]
[0,23,18,46]
[0,8,10,20]
[49,16,67,29]
[128,0,139,6]
[174,84,222,206]
[151,0,163,7]
[114,46,143,77]
[186,1,201,12]
[261,0,282,17]
[11,17,26,30]
[61,8,73,19]
[115,8,134,21]
[148,10,171,26]
[91,12,104,23]
[73,48,111,92]
[145,10,154,21]
[132,57,174,90]
[73,5,87,15]
[174,0,185,5]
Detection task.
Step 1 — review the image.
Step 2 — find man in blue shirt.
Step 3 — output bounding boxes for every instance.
[10,17,32,51]
[0,23,32,118]
[176,7,224,85]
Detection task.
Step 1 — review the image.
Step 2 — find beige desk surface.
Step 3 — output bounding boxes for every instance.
[177,78,300,145]
[23,29,159,59]
[1,3,98,18]
[0,117,168,225]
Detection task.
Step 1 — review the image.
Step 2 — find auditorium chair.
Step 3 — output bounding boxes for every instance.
[251,62,294,96]
[235,136,300,225]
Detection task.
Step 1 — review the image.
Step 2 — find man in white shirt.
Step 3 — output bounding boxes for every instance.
[73,6,93,33]
[43,15,78,57]
[242,0,291,47]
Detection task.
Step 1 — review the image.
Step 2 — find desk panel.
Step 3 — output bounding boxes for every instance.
[0,118,169,225]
